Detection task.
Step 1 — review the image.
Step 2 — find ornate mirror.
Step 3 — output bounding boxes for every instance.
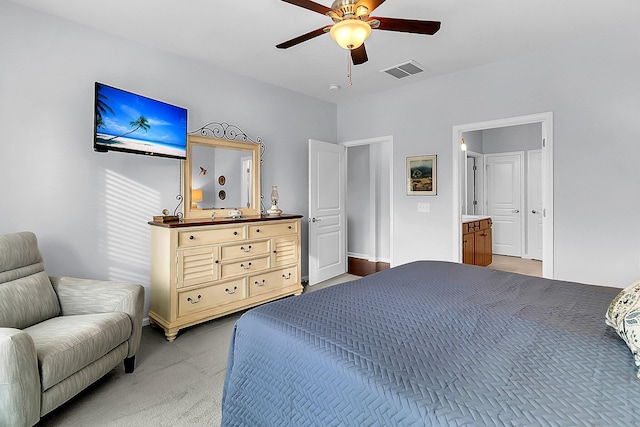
[182,124,262,219]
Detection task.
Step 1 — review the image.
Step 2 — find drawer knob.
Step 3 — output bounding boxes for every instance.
[255,279,266,287]
[225,286,238,295]
[240,262,252,270]
[187,294,202,304]
[215,260,219,264]
[189,235,195,240]
[241,245,252,252]
[282,273,292,280]
[233,231,238,236]
[288,226,292,229]
[256,229,260,233]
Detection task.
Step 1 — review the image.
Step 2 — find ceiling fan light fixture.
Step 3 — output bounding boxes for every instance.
[330,19,371,50]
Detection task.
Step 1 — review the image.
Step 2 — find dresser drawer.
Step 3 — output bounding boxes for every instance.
[220,255,270,279]
[249,266,298,297]
[248,221,297,239]
[178,226,246,248]
[221,240,270,261]
[177,246,218,288]
[178,278,246,318]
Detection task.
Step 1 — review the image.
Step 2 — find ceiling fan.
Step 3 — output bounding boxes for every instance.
[276,0,441,66]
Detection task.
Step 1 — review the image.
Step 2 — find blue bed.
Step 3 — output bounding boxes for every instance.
[222,261,640,426]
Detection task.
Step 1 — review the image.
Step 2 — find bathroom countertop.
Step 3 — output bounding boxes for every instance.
[461,215,491,223]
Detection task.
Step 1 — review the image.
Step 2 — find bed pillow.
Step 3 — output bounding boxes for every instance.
[606,280,640,378]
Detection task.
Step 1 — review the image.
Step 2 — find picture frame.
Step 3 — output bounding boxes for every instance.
[407,155,437,195]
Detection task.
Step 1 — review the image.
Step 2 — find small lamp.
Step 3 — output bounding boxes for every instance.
[460,138,467,152]
[191,189,203,209]
[267,186,282,216]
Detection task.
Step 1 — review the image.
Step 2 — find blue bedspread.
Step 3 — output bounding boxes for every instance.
[221,261,640,426]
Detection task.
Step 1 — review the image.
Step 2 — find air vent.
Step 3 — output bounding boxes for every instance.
[380,60,425,79]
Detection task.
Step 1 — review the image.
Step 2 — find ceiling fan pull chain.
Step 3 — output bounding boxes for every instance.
[347,51,353,86]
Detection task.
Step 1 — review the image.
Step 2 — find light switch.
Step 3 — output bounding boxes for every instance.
[417,203,430,213]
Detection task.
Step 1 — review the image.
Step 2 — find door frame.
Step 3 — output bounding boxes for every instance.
[452,112,554,278]
[342,135,394,267]
[526,149,543,260]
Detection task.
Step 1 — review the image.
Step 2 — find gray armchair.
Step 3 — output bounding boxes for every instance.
[0,232,144,427]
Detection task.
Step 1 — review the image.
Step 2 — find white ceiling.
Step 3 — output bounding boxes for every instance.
[8,0,640,103]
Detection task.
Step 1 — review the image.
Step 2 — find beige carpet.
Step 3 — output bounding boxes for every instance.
[39,274,360,427]
[489,254,542,277]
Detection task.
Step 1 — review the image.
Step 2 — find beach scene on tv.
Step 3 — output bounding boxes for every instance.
[95,83,187,158]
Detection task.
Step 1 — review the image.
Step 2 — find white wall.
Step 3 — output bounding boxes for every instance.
[337,24,640,288]
[347,145,370,258]
[482,123,541,154]
[0,1,336,316]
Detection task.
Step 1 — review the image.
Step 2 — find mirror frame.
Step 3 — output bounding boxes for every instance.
[182,134,262,219]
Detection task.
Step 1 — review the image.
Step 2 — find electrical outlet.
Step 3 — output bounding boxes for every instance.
[417,203,430,213]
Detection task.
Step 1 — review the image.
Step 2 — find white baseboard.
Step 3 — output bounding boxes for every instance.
[347,252,370,260]
[347,253,390,264]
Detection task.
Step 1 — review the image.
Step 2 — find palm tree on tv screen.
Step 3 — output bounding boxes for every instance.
[107,115,151,141]
[95,93,114,130]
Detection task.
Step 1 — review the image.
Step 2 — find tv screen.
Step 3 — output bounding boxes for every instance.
[94,82,187,159]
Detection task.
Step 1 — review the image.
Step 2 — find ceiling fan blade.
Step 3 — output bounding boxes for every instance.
[355,0,386,14]
[370,17,441,35]
[276,26,329,49]
[281,0,332,15]
[351,44,368,65]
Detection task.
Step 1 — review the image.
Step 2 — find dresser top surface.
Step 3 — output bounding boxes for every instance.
[149,214,303,228]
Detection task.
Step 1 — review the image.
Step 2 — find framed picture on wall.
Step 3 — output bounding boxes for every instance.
[407,155,437,195]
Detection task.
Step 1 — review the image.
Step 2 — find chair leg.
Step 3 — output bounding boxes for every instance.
[124,356,136,373]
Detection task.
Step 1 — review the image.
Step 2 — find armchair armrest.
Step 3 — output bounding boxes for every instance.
[0,328,40,427]
[49,276,145,358]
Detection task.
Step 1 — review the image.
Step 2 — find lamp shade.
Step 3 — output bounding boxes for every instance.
[191,189,203,203]
[330,19,371,50]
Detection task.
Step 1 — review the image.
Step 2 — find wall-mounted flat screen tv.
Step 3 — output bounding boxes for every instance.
[94,82,187,159]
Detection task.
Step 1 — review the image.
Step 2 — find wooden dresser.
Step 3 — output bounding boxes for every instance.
[462,217,493,267]
[149,214,303,341]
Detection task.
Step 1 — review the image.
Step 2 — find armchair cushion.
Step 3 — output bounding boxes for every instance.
[50,277,144,358]
[25,313,132,391]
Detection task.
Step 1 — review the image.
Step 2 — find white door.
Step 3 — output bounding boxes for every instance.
[486,152,523,256]
[527,150,543,260]
[308,140,347,285]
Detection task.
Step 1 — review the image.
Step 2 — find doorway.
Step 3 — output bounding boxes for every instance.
[344,136,393,276]
[463,151,484,216]
[307,136,393,285]
[452,113,554,278]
